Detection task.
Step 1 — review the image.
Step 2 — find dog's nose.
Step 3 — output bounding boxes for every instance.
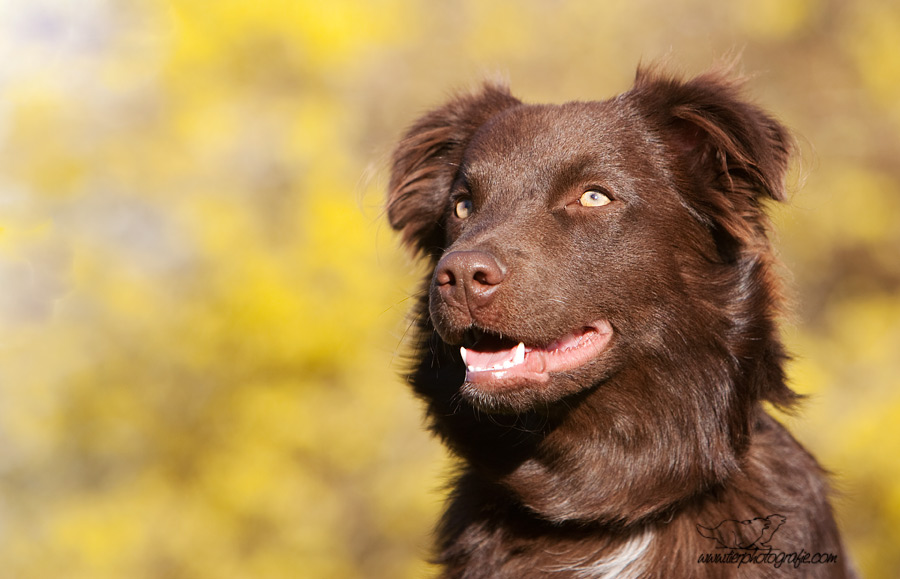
[434,250,506,310]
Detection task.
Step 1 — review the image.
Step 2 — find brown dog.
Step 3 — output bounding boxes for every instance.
[387,66,853,577]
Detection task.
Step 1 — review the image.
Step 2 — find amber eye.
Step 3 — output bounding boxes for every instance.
[579,189,612,207]
[454,198,473,219]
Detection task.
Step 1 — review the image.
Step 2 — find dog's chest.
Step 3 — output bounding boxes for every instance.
[455,525,655,579]
[546,528,653,579]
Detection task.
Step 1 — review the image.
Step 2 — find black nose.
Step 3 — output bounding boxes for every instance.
[434,250,506,310]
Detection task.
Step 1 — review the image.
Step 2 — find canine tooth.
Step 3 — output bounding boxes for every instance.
[460,347,467,364]
[513,342,525,365]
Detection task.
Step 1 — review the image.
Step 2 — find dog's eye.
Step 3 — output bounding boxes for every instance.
[579,189,612,207]
[454,198,473,219]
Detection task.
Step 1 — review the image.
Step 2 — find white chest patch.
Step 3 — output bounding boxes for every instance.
[548,527,653,579]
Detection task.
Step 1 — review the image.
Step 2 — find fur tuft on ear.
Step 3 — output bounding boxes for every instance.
[628,66,794,255]
[388,84,521,259]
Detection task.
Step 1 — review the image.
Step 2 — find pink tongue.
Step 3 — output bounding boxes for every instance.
[466,345,517,368]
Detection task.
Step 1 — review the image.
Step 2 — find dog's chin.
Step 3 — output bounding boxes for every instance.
[448,320,615,413]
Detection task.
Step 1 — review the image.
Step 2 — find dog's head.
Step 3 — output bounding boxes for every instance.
[388,68,801,524]
[389,67,795,415]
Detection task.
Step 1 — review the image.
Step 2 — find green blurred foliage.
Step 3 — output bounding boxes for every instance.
[0,0,897,577]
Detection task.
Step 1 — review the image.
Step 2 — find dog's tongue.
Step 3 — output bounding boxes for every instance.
[460,321,614,383]
[461,342,524,372]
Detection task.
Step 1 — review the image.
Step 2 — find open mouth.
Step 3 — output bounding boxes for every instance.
[459,320,613,385]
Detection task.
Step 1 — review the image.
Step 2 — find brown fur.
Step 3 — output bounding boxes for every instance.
[387,65,853,577]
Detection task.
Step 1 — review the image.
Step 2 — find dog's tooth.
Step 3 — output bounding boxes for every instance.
[460,347,468,364]
[513,342,525,365]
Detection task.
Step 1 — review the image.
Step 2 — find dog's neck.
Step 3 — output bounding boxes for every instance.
[412,318,789,528]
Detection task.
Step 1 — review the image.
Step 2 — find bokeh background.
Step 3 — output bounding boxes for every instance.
[0,0,898,577]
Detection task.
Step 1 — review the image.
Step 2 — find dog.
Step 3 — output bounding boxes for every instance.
[386,65,853,577]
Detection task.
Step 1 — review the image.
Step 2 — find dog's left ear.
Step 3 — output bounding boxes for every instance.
[629,67,793,253]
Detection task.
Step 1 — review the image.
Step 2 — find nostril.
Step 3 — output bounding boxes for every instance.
[436,268,456,287]
[472,266,503,287]
[484,258,505,286]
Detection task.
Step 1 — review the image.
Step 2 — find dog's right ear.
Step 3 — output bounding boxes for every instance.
[388,84,521,259]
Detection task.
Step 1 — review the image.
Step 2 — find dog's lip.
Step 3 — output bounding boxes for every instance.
[460,320,613,385]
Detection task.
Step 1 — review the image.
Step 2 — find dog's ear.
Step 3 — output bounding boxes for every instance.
[629,66,793,255]
[388,84,521,258]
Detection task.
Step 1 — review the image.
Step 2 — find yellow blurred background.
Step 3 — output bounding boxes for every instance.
[0,0,898,577]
